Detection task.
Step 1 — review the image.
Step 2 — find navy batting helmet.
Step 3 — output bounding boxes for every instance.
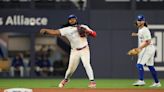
[68,14,77,20]
[137,15,145,21]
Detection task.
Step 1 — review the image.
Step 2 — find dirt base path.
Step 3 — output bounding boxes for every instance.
[1,88,164,92]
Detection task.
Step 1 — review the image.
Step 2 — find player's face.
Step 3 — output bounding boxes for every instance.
[136,20,145,28]
[68,18,77,25]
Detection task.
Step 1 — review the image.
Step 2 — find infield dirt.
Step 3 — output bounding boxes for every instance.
[1,88,164,92]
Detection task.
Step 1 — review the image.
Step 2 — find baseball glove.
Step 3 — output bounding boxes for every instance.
[127,48,141,56]
[77,25,88,37]
[40,29,48,35]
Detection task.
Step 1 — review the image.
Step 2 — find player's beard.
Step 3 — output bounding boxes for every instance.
[69,22,78,26]
[138,24,145,29]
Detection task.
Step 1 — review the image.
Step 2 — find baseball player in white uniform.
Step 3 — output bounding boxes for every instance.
[40,14,97,88]
[131,15,161,87]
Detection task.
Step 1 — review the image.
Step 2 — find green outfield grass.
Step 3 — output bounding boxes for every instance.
[0,79,163,89]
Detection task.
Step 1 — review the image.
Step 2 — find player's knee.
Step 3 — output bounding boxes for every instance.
[148,66,155,71]
[83,63,91,68]
[148,66,154,68]
[136,64,143,70]
[66,67,74,74]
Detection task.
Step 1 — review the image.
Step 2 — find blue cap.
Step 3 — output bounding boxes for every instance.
[68,14,77,20]
[137,15,145,21]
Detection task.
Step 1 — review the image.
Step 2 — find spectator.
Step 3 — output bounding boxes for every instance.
[0,37,8,59]
[0,46,4,59]
[26,59,32,77]
[53,50,66,76]
[36,45,47,59]
[46,45,53,57]
[35,56,53,77]
[10,53,25,77]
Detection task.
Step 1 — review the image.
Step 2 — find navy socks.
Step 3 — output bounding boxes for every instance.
[136,64,144,80]
[148,66,159,83]
[136,64,159,83]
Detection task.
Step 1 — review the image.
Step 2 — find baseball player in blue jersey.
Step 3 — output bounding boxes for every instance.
[131,15,161,87]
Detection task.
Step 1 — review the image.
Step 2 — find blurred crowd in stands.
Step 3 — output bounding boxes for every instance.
[0,44,68,77]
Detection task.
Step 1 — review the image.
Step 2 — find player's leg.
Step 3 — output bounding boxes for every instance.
[64,50,80,79]
[80,47,96,88]
[146,46,161,87]
[10,67,15,77]
[148,65,158,83]
[136,64,144,81]
[59,49,80,88]
[19,66,24,77]
[148,65,161,87]
[133,49,149,86]
[132,63,146,86]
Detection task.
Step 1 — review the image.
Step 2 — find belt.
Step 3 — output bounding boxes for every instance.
[76,45,87,50]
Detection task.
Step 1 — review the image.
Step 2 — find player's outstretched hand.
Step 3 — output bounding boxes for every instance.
[40,29,47,35]
[131,32,138,36]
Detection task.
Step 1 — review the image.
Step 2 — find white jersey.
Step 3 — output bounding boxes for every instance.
[59,24,92,49]
[138,26,153,47]
[137,26,156,66]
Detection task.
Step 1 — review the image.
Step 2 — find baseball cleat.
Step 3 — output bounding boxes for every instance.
[149,82,161,87]
[88,81,96,88]
[58,79,68,88]
[132,80,145,86]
